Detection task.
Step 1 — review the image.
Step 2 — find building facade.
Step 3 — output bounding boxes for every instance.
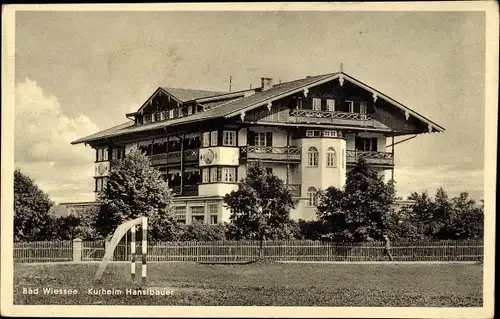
[72,71,444,223]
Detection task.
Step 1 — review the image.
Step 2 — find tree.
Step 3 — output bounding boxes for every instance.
[14,169,55,241]
[95,149,177,241]
[316,159,396,242]
[223,162,296,249]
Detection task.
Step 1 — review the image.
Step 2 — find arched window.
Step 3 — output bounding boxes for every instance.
[307,186,318,207]
[307,147,319,167]
[326,147,337,167]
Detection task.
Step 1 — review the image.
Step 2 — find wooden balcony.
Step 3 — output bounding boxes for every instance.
[171,184,199,196]
[346,150,394,167]
[240,146,301,162]
[289,109,375,127]
[148,149,199,166]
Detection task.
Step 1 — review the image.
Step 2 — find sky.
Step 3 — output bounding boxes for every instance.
[13,8,486,204]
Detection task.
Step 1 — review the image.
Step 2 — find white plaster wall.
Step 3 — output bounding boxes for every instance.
[300,137,346,193]
[199,183,238,197]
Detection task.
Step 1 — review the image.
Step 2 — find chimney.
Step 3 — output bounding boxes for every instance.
[261,77,274,91]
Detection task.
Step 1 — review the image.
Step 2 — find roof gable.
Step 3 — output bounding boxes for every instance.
[72,71,445,145]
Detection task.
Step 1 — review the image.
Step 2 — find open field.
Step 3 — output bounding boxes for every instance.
[14,262,482,307]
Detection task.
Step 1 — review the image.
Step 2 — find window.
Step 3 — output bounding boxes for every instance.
[202,132,210,147]
[95,177,107,192]
[144,114,152,123]
[265,167,273,175]
[222,167,236,182]
[222,131,236,146]
[169,109,174,118]
[154,112,161,122]
[323,130,338,137]
[360,102,367,114]
[307,187,318,207]
[191,206,205,223]
[355,137,378,151]
[326,99,335,112]
[312,98,322,111]
[345,100,355,113]
[306,130,320,137]
[327,147,337,167]
[210,167,218,183]
[159,111,166,121]
[202,168,210,183]
[96,148,108,162]
[307,147,319,166]
[210,215,218,224]
[174,206,187,224]
[187,105,193,115]
[210,131,218,146]
[208,203,219,224]
[254,132,267,146]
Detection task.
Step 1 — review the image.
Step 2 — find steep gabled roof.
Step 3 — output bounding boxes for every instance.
[72,71,445,145]
[161,87,227,102]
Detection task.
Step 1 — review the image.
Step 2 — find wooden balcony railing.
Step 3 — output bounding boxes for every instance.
[171,185,199,196]
[148,149,199,166]
[240,146,301,162]
[289,109,374,126]
[346,150,394,166]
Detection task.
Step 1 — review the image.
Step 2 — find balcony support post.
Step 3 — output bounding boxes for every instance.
[286,128,290,185]
[180,134,184,196]
[391,135,395,181]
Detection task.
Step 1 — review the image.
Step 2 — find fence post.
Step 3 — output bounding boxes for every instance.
[73,238,82,262]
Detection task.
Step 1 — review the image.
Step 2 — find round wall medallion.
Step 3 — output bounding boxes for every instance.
[203,149,215,164]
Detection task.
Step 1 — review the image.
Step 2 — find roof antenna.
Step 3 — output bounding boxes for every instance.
[340,62,344,73]
[229,76,232,92]
[249,84,252,89]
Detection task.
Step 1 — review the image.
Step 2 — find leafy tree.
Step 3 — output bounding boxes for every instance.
[95,149,177,241]
[14,169,55,241]
[223,162,296,249]
[401,190,483,240]
[316,159,396,242]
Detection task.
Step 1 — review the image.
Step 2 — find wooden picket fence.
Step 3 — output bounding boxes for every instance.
[14,241,73,263]
[82,239,483,262]
[15,239,484,263]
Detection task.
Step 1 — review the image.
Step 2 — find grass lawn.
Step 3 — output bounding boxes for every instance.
[14,262,482,307]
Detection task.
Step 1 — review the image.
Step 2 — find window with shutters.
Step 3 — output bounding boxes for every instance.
[326,147,337,167]
[307,147,319,167]
[312,98,322,111]
[307,187,318,206]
